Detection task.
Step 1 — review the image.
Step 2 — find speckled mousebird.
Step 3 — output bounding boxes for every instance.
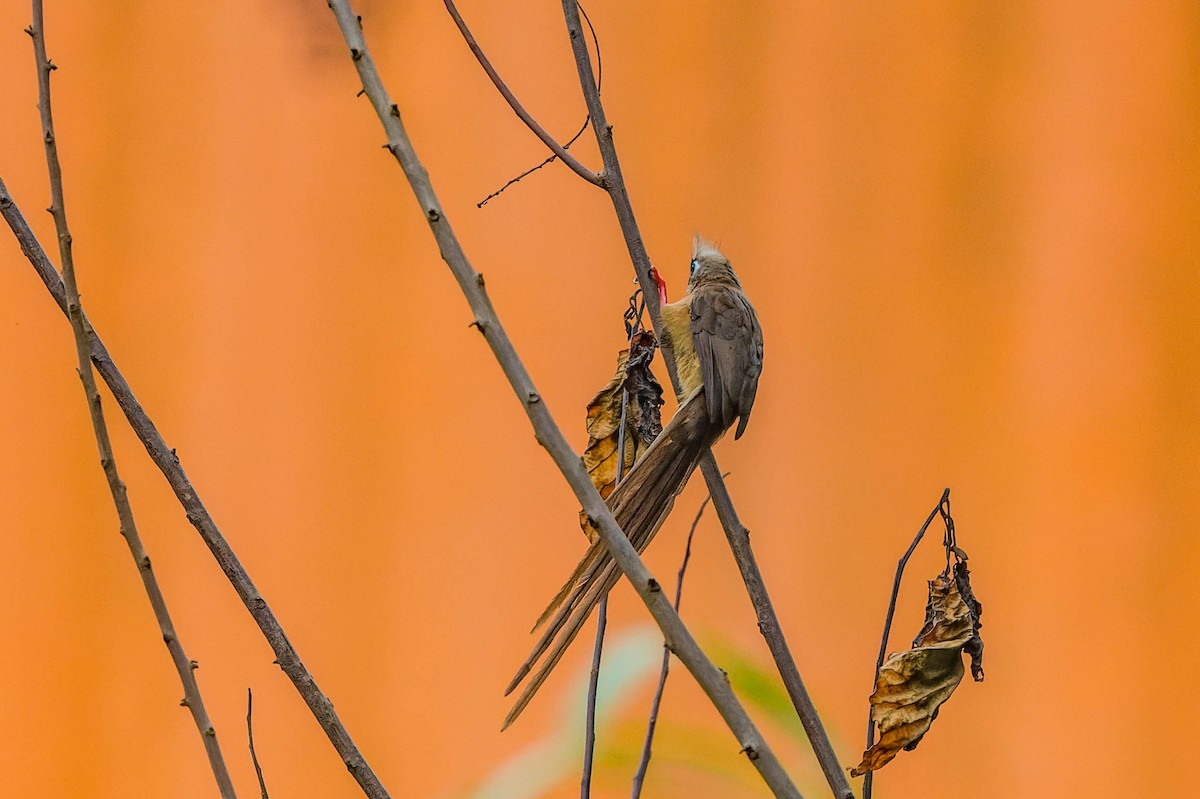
[503,235,763,728]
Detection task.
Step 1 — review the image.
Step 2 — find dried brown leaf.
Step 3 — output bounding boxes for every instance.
[852,569,985,776]
[578,332,663,540]
[954,560,985,681]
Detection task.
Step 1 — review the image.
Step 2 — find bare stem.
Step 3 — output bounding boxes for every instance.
[556,4,854,796]
[247,689,271,799]
[323,3,801,796]
[581,596,606,799]
[0,188,391,799]
[631,487,713,798]
[862,488,950,799]
[442,0,602,186]
[24,6,236,797]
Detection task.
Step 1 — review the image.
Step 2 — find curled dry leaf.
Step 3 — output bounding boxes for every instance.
[578,331,664,540]
[852,563,985,776]
[954,561,985,681]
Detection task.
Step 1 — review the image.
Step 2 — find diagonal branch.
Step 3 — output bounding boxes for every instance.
[324,3,801,797]
[24,5,236,797]
[0,188,391,799]
[442,0,603,186]
[555,5,855,797]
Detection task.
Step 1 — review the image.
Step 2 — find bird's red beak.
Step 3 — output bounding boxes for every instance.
[649,266,668,306]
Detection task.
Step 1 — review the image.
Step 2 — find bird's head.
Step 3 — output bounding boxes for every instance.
[688,233,740,291]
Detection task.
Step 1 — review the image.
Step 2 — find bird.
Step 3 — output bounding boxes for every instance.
[502,234,763,729]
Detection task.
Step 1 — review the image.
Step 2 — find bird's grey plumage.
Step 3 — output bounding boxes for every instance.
[690,283,763,439]
[503,235,762,729]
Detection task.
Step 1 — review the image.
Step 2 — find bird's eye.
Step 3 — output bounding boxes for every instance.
[689,259,699,275]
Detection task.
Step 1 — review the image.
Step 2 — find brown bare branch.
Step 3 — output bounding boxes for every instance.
[24,5,236,797]
[323,3,801,797]
[0,180,390,797]
[555,4,855,796]
[0,184,391,799]
[442,0,603,186]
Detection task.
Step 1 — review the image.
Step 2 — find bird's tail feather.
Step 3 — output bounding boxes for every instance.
[503,389,718,727]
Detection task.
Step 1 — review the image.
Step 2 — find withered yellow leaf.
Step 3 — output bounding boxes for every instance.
[578,331,663,540]
[852,563,984,776]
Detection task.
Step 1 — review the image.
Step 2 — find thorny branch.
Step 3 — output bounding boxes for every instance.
[23,5,236,797]
[0,184,391,799]
[324,2,802,797]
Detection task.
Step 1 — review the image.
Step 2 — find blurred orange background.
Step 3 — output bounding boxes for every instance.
[2,1,1198,797]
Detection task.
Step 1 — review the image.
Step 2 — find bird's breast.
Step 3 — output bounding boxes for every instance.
[661,298,703,398]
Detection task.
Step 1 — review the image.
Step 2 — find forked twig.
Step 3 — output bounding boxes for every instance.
[23,6,236,797]
[862,488,951,799]
[476,4,601,207]
[324,3,801,796]
[442,0,602,187]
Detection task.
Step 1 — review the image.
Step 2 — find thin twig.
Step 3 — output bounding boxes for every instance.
[24,7,236,798]
[581,596,606,799]
[862,488,951,799]
[474,3,602,207]
[0,190,391,799]
[556,4,854,797]
[247,689,271,799]
[477,118,588,207]
[322,4,801,796]
[631,483,717,798]
[442,0,602,186]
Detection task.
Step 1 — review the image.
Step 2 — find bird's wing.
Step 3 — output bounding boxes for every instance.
[690,285,763,437]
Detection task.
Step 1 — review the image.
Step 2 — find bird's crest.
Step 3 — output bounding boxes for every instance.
[692,232,724,262]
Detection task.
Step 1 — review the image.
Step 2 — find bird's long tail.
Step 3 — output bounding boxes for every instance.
[502,389,719,730]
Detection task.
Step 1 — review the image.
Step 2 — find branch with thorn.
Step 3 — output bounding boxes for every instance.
[0,185,393,799]
[23,5,236,797]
